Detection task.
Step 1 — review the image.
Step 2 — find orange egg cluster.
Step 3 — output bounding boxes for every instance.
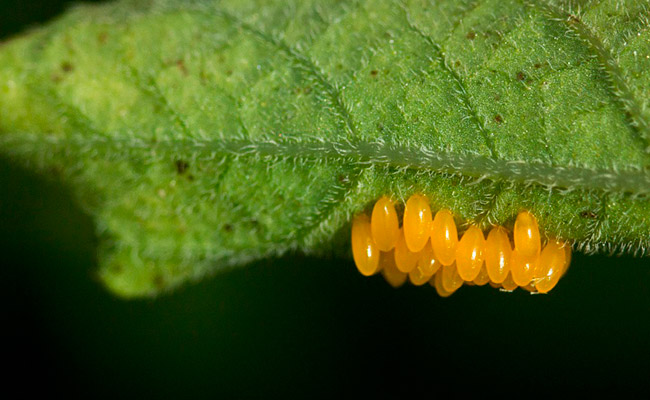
[351,195,572,296]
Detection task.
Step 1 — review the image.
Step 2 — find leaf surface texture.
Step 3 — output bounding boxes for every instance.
[1,0,649,296]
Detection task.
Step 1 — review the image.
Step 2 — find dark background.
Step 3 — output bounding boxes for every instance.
[3,1,650,396]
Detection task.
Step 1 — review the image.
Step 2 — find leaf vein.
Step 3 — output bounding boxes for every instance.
[293,167,365,248]
[400,2,498,158]
[527,0,650,153]
[215,9,359,138]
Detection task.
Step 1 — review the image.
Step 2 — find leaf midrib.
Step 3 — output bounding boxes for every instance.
[3,133,650,196]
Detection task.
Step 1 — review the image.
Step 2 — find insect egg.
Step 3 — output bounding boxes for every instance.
[371,196,400,252]
[409,265,434,286]
[500,272,519,292]
[351,214,380,276]
[380,250,407,288]
[485,226,512,284]
[416,242,441,276]
[409,242,440,286]
[455,225,486,281]
[352,197,573,296]
[394,228,420,273]
[431,269,454,297]
[514,211,541,258]
[441,263,464,293]
[472,265,490,286]
[510,248,539,286]
[534,239,567,293]
[403,194,432,253]
[430,209,458,266]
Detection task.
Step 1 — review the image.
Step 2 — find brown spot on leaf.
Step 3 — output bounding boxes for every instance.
[98,32,108,44]
[370,70,378,77]
[580,210,598,219]
[466,31,476,40]
[61,62,74,73]
[176,59,188,76]
[516,71,525,81]
[223,224,233,232]
[494,114,503,124]
[534,63,542,69]
[175,160,189,174]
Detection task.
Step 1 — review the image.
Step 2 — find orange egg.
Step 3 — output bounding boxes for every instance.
[371,196,400,251]
[353,203,567,295]
[472,265,490,286]
[501,272,518,292]
[430,209,458,266]
[456,225,486,281]
[351,214,380,276]
[408,243,440,285]
[394,228,420,273]
[431,270,454,297]
[485,226,512,284]
[514,211,541,258]
[416,242,441,276]
[381,250,407,288]
[403,194,432,253]
[534,240,567,293]
[441,263,464,293]
[510,248,539,286]
[409,266,433,286]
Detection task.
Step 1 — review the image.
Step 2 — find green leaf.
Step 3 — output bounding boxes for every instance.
[1,0,649,297]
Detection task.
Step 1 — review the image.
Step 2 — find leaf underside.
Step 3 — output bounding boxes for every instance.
[1,0,649,297]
